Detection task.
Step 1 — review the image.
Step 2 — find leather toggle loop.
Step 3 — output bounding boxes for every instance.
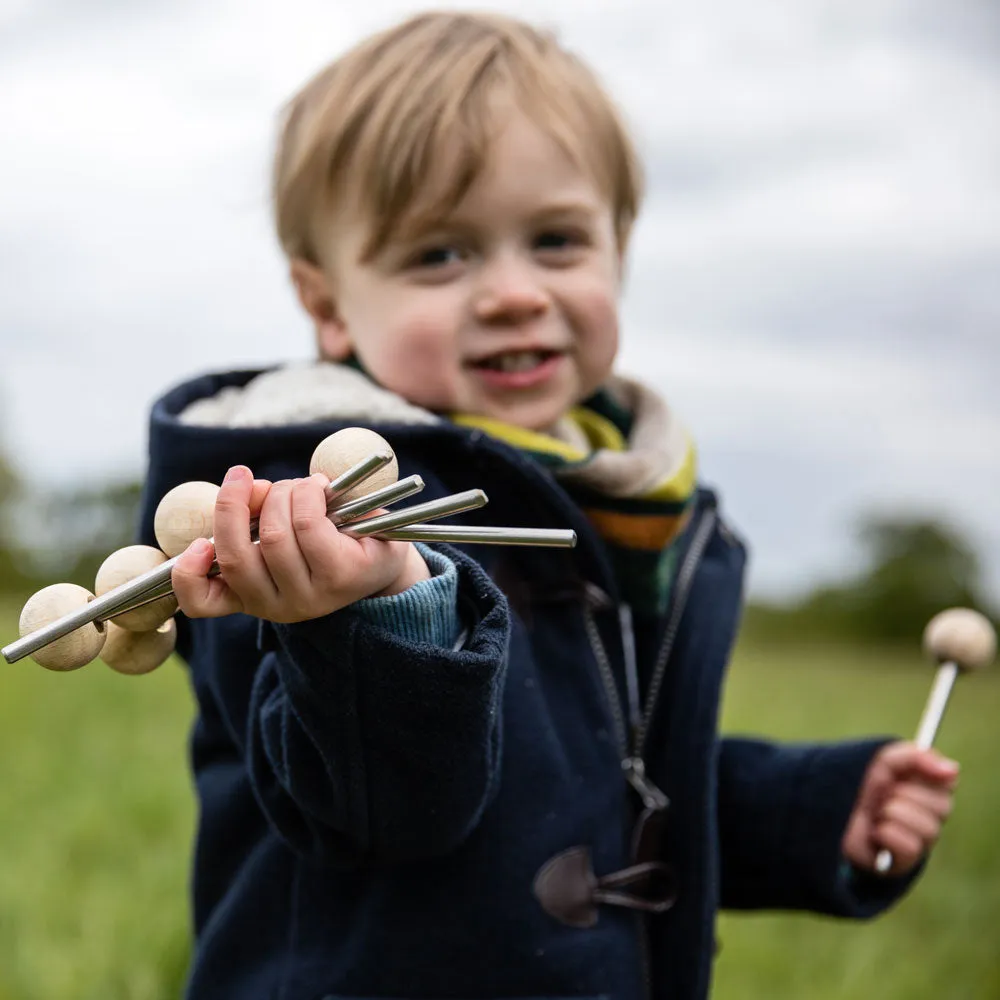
[533,845,677,928]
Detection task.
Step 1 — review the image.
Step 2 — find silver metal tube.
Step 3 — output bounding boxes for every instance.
[875,661,959,874]
[331,476,424,524]
[110,476,426,613]
[341,490,488,537]
[88,452,401,621]
[374,525,577,547]
[323,450,395,506]
[2,451,398,664]
[4,559,181,664]
[248,451,395,541]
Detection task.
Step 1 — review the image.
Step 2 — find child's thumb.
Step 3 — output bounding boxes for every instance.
[171,538,240,619]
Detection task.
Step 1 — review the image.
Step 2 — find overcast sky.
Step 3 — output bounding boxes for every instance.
[1,0,998,603]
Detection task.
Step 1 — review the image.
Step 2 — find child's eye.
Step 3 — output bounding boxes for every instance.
[411,245,464,269]
[534,229,586,253]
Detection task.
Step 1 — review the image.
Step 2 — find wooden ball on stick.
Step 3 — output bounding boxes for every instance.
[923,608,996,673]
[96,545,179,631]
[18,583,105,671]
[100,618,177,675]
[310,428,398,504]
[154,481,220,557]
[875,607,996,874]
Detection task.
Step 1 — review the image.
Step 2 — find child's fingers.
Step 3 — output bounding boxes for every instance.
[290,476,408,601]
[910,749,961,788]
[288,475,347,581]
[872,820,925,873]
[874,742,960,788]
[171,538,243,618]
[892,782,954,822]
[248,478,273,517]
[879,795,944,845]
[212,466,278,606]
[256,480,314,598]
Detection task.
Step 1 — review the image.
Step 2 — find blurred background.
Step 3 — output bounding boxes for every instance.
[0,1,997,998]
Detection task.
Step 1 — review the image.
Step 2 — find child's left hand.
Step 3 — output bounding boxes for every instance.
[841,741,959,876]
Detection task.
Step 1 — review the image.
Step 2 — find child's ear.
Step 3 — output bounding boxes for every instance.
[289,258,352,360]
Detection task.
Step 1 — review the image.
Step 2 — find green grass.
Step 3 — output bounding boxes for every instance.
[1,599,997,998]
[714,640,1000,1000]
[0,599,194,1000]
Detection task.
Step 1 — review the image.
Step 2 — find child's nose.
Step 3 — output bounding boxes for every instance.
[472,254,550,325]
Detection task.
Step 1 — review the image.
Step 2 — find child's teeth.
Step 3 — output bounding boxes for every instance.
[497,351,543,373]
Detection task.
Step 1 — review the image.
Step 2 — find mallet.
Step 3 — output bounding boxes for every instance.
[3,427,577,670]
[874,606,996,874]
[3,448,400,668]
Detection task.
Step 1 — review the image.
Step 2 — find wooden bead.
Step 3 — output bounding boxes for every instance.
[923,608,996,672]
[310,427,398,503]
[18,583,105,671]
[154,481,220,557]
[100,618,177,676]
[95,545,178,631]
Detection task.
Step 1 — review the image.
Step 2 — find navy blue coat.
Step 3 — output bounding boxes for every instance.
[141,369,912,1000]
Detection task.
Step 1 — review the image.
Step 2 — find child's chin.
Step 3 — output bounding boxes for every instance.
[483,396,573,432]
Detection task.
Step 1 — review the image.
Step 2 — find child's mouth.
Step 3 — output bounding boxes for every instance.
[472,349,555,372]
[468,349,563,389]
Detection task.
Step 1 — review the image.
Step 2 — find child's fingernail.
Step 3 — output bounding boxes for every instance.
[224,465,249,483]
[190,538,213,557]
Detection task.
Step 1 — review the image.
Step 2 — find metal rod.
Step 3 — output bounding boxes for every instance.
[122,475,426,609]
[331,475,424,525]
[874,661,959,874]
[3,482,483,664]
[341,490,488,537]
[5,478,576,667]
[97,455,406,618]
[116,525,575,627]
[2,452,398,664]
[248,451,395,542]
[375,525,577,547]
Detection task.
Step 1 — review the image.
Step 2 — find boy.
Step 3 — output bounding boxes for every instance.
[141,11,958,999]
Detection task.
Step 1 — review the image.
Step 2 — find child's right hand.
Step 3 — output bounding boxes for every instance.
[172,464,430,622]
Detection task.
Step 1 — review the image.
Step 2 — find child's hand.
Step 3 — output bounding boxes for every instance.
[841,741,959,876]
[171,465,430,622]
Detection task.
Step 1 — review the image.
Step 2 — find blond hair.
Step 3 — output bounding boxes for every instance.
[273,10,644,266]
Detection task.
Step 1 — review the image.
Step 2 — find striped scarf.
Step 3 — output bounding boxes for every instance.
[453,376,697,616]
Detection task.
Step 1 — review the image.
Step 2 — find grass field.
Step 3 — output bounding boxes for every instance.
[0,598,997,999]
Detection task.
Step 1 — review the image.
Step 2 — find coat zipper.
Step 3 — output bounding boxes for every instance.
[582,595,628,758]
[630,508,718,763]
[583,507,718,1000]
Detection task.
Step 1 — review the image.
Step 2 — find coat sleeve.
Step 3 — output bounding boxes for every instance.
[716,736,919,917]
[188,544,510,868]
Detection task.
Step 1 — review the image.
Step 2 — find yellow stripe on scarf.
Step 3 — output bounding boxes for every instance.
[453,408,697,504]
[451,409,606,463]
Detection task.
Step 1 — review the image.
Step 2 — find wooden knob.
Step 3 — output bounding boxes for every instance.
[101,618,177,675]
[923,608,996,672]
[154,481,220,557]
[18,583,105,671]
[95,545,179,631]
[310,427,398,503]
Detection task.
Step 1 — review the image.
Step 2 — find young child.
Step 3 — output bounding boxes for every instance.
[140,11,958,1000]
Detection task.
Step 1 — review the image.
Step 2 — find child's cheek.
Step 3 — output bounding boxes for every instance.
[377,317,460,409]
[573,285,620,372]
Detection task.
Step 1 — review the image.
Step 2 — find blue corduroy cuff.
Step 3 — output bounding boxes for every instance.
[353,544,461,648]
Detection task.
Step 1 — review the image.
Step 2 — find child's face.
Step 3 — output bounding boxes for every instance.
[298,112,622,430]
